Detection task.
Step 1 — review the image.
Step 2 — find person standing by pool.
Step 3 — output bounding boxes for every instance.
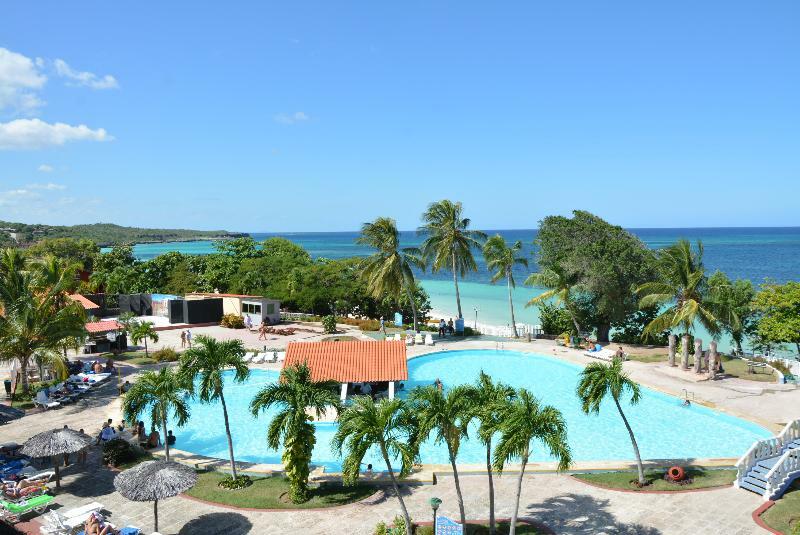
[439,319,446,338]
[447,318,455,335]
[180,330,186,349]
[380,316,386,337]
[186,329,192,348]
[245,315,253,330]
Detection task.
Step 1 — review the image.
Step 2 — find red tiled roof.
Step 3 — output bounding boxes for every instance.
[69,294,99,310]
[283,341,408,383]
[85,320,121,334]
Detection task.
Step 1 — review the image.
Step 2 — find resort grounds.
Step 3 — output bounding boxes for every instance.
[3,322,799,534]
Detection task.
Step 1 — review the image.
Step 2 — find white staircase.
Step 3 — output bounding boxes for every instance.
[736,419,800,500]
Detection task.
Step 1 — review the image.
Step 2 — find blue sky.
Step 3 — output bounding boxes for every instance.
[1,1,798,231]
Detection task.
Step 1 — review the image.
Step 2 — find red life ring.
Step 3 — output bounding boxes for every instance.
[668,466,685,481]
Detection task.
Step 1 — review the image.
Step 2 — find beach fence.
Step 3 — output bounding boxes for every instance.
[478,323,543,338]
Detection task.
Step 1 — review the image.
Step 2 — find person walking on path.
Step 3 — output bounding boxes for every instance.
[180,330,186,349]
[186,329,193,348]
[380,316,386,337]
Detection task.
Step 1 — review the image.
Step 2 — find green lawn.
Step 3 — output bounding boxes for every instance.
[322,336,361,342]
[100,351,157,365]
[416,522,540,534]
[184,471,376,509]
[721,356,778,383]
[573,467,736,491]
[626,353,669,364]
[761,481,800,534]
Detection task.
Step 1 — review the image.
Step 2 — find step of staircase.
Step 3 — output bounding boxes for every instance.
[739,479,767,495]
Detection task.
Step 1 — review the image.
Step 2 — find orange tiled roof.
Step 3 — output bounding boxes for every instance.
[85,320,121,333]
[69,294,99,310]
[283,340,408,383]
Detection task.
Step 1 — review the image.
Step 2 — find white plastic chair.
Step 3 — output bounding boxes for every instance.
[425,333,435,346]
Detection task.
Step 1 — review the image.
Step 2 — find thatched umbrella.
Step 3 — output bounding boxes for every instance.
[21,427,93,489]
[114,460,197,532]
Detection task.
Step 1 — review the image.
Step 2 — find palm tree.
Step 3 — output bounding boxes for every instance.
[525,265,583,335]
[0,249,86,394]
[418,200,486,319]
[333,396,417,535]
[178,335,249,478]
[483,235,528,337]
[707,271,753,355]
[468,372,515,535]
[576,359,645,485]
[250,363,340,503]
[130,321,159,358]
[636,239,718,341]
[493,388,571,535]
[122,367,190,462]
[408,385,473,526]
[356,217,424,332]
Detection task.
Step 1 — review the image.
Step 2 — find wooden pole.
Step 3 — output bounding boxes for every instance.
[668,335,676,367]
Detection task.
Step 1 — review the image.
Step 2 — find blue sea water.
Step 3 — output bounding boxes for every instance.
[170,352,770,470]
[117,228,800,352]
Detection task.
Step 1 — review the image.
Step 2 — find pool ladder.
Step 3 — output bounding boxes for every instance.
[681,389,696,403]
[495,342,505,351]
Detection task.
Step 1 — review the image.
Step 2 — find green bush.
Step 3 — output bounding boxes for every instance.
[373,516,410,535]
[537,302,575,335]
[322,315,337,334]
[151,346,179,362]
[102,438,140,467]
[218,474,253,490]
[221,313,245,329]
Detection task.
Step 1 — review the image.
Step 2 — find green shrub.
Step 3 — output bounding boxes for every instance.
[102,438,140,467]
[221,313,245,329]
[537,302,575,335]
[322,315,337,334]
[373,516,410,535]
[151,346,179,362]
[218,474,252,490]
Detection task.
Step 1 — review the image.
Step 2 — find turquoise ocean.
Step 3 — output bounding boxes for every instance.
[122,228,800,353]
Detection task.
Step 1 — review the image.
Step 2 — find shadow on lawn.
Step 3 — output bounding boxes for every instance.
[178,512,253,535]
[524,493,662,534]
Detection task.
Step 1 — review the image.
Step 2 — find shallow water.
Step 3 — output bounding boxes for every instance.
[168,350,770,471]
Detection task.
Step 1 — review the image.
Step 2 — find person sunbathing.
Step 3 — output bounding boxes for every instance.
[84,512,119,535]
[3,478,43,499]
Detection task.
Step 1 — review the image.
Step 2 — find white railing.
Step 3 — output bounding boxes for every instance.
[736,419,800,483]
[736,437,784,481]
[764,449,800,500]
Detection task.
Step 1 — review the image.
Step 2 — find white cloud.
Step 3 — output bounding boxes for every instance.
[53,59,118,90]
[37,164,54,172]
[0,118,113,150]
[28,182,66,190]
[0,47,47,114]
[274,111,309,125]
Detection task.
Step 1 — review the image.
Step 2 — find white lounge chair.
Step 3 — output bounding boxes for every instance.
[425,333,435,346]
[251,353,264,364]
[34,390,60,410]
[39,501,104,535]
[241,352,253,363]
[266,351,278,363]
[393,333,402,342]
[405,334,414,346]
[414,333,424,345]
[584,348,615,361]
[275,352,286,363]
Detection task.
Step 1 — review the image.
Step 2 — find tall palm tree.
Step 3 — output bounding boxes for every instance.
[130,321,159,358]
[250,363,340,503]
[0,249,86,394]
[636,239,718,340]
[483,235,528,337]
[418,200,486,319]
[707,271,752,355]
[525,265,583,335]
[333,396,417,535]
[576,359,645,485]
[408,385,473,526]
[356,217,424,332]
[468,372,515,535]
[493,388,572,535]
[178,335,249,478]
[122,367,190,462]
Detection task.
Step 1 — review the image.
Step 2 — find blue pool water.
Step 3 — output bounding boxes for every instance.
[169,350,771,471]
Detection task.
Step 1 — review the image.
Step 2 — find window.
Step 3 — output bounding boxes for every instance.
[243,303,261,315]
[266,303,275,314]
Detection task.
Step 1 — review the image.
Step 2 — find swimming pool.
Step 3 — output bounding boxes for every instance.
[167,350,771,471]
